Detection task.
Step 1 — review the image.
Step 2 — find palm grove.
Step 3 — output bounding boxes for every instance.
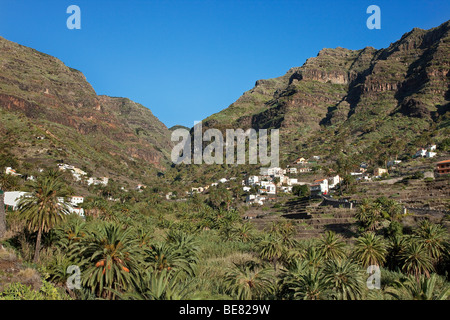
[0,168,449,300]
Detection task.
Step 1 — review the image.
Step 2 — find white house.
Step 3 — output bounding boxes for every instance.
[67,207,85,216]
[413,145,437,159]
[287,178,299,186]
[4,191,29,210]
[218,178,228,184]
[374,168,388,177]
[5,167,21,176]
[247,176,259,186]
[243,186,251,192]
[426,151,437,158]
[286,168,298,174]
[259,180,271,187]
[260,167,284,177]
[387,160,402,167]
[211,182,218,187]
[70,196,84,206]
[414,149,427,158]
[246,194,266,206]
[298,167,312,173]
[295,157,307,164]
[350,172,363,177]
[191,187,204,194]
[56,197,85,217]
[327,175,341,189]
[280,186,293,193]
[310,179,329,195]
[259,183,276,195]
[87,177,109,186]
[58,164,75,171]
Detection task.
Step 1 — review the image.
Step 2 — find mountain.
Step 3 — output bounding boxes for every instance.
[202,21,450,163]
[169,125,191,132]
[0,36,173,184]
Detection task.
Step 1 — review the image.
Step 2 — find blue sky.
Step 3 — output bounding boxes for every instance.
[0,0,449,128]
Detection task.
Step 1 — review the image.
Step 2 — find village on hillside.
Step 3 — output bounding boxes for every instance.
[177,144,449,210]
[2,142,449,220]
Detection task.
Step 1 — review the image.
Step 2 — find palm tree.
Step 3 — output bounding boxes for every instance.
[323,259,365,300]
[54,217,87,253]
[386,274,450,300]
[266,221,297,248]
[0,172,21,191]
[17,170,69,262]
[123,269,193,300]
[317,231,347,262]
[234,222,255,243]
[303,246,324,270]
[257,234,285,271]
[81,197,108,219]
[355,199,383,232]
[224,261,274,300]
[386,234,407,271]
[375,197,402,221]
[80,223,141,299]
[277,259,308,299]
[144,242,197,277]
[290,268,329,300]
[413,221,447,266]
[352,232,387,268]
[400,241,434,280]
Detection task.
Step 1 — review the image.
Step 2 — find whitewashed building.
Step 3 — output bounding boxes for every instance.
[310,179,329,195]
[4,191,29,210]
[247,176,259,186]
[327,175,342,189]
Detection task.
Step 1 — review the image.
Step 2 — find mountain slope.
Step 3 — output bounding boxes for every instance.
[0,36,172,183]
[202,21,450,162]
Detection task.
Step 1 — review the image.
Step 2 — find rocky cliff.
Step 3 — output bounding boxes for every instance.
[0,36,173,181]
[202,20,450,162]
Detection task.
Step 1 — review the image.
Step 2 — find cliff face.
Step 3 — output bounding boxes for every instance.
[0,36,173,179]
[201,21,450,159]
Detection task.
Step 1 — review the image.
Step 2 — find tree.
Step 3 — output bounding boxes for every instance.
[257,235,285,271]
[413,221,448,267]
[144,234,199,278]
[124,269,193,300]
[290,268,329,300]
[352,232,387,268]
[386,234,407,270]
[323,258,365,300]
[317,231,347,262]
[303,246,324,270]
[335,153,357,195]
[400,241,434,280]
[80,223,141,299]
[224,261,274,300]
[208,186,232,211]
[375,197,402,222]
[354,199,383,232]
[292,185,310,198]
[0,172,21,191]
[17,170,69,262]
[386,274,450,300]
